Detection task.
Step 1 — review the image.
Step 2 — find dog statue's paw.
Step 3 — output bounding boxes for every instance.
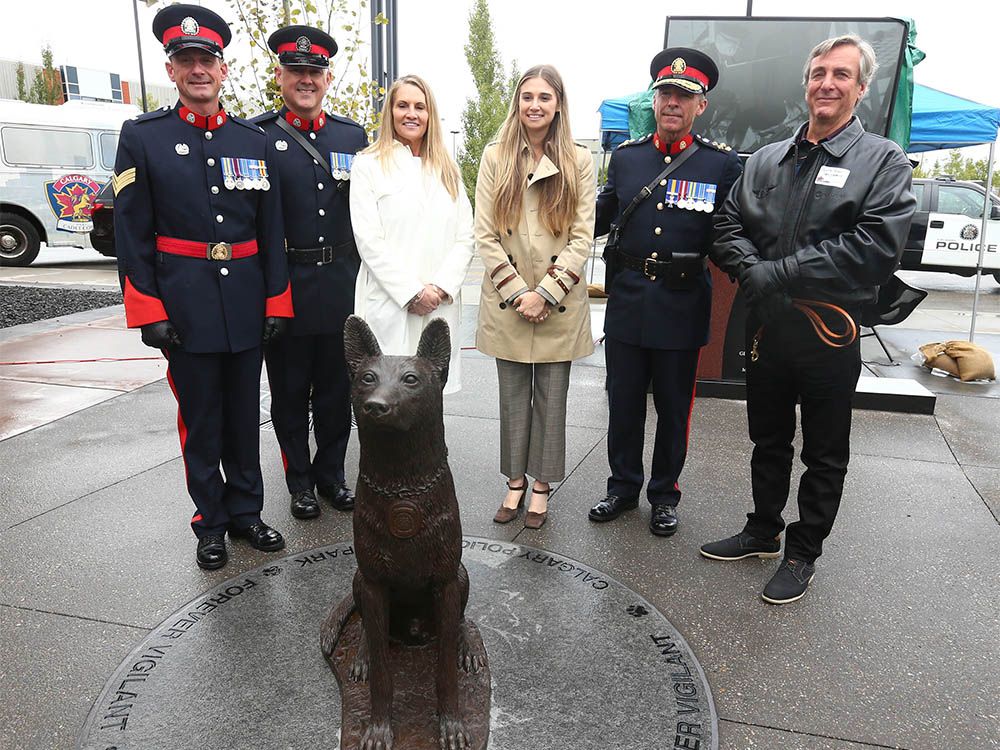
[360,719,393,750]
[457,629,486,674]
[349,637,370,682]
[438,714,471,750]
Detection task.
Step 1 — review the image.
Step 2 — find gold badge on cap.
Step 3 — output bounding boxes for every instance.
[180,16,200,35]
[670,57,687,75]
[295,35,311,53]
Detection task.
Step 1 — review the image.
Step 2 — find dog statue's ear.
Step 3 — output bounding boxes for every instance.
[416,317,451,386]
[343,315,382,377]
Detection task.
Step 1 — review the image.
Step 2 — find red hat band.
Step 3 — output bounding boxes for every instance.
[656,64,709,89]
[162,25,225,49]
[277,42,330,57]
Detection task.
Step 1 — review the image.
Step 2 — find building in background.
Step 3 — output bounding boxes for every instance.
[0,59,174,109]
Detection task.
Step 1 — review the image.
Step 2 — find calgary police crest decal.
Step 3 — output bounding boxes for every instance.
[45,174,102,233]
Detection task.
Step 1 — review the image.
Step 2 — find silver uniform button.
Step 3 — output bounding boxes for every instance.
[216,215,224,223]
[313,159,319,165]
[309,132,316,140]
[211,186,220,194]
[220,267,229,276]
[205,131,213,140]
[318,236,324,242]
[318,209,325,216]
[317,182,324,190]
[654,227,662,235]
[207,158,216,166]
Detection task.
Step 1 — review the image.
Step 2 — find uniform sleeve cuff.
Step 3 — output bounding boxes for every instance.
[123,277,168,328]
[266,282,294,318]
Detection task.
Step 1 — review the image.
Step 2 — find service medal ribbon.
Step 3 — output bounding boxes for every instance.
[221,158,237,190]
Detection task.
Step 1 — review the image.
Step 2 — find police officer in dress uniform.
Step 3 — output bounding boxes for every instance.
[253,26,368,520]
[113,4,293,570]
[589,48,742,536]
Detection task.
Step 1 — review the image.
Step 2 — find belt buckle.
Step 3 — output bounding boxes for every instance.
[643,257,657,279]
[208,242,232,261]
[322,246,334,264]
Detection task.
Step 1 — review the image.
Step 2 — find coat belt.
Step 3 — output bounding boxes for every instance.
[156,236,258,260]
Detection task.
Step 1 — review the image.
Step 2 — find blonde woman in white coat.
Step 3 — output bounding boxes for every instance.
[350,75,474,394]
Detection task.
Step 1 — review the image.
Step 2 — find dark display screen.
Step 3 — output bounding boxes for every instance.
[665,17,907,153]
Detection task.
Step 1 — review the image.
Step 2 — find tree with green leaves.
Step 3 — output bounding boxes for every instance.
[913,150,998,183]
[16,63,28,102]
[458,0,518,204]
[28,46,62,105]
[210,0,384,130]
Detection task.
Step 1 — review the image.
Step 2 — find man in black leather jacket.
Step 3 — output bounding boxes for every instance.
[701,34,916,605]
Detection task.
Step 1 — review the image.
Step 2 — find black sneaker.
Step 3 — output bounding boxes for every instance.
[700,531,781,561]
[761,559,816,605]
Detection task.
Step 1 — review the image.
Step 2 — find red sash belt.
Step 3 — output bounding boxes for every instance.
[156,236,258,260]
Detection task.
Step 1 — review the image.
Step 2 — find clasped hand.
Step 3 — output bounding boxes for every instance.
[408,284,442,316]
[514,291,550,324]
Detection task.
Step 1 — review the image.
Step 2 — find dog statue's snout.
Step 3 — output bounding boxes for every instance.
[363,398,391,417]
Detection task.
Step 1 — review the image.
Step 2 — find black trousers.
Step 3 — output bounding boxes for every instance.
[743,310,862,563]
[606,336,699,506]
[264,332,352,494]
[165,346,265,537]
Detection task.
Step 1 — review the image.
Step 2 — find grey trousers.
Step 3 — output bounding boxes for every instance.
[496,358,572,483]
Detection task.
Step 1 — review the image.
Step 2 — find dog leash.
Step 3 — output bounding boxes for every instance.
[749,299,857,363]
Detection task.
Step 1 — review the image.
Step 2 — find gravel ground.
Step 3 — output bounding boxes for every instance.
[0,285,123,329]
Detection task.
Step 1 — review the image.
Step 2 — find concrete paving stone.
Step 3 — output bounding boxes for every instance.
[0,382,179,529]
[718,720,901,749]
[933,395,1000,468]
[962,464,1000,521]
[523,444,1000,750]
[0,378,120,442]
[0,605,146,750]
[850,408,955,465]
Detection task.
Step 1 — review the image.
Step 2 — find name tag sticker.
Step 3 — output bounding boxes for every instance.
[815,166,850,188]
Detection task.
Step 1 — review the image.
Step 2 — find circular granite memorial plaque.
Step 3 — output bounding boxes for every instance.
[77,538,717,750]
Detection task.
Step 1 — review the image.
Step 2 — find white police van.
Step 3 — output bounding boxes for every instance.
[0,99,139,266]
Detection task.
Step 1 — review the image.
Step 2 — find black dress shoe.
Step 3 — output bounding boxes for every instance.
[196,534,228,570]
[319,482,355,511]
[290,489,321,520]
[230,521,285,552]
[649,504,679,537]
[588,494,639,522]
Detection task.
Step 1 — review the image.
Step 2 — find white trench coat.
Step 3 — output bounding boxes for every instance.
[349,142,475,394]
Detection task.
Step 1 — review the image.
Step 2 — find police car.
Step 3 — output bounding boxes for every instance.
[902,176,1000,283]
[0,99,138,266]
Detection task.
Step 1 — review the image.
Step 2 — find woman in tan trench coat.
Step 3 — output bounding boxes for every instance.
[475,64,596,529]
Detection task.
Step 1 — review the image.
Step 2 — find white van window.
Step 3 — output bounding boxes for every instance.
[1,126,94,168]
[99,132,119,170]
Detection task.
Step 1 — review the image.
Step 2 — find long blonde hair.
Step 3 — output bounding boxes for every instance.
[491,65,579,236]
[363,74,461,200]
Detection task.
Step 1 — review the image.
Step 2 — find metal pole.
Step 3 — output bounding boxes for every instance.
[746,0,753,16]
[132,0,148,112]
[968,140,995,342]
[370,0,383,112]
[387,0,398,82]
[450,129,459,159]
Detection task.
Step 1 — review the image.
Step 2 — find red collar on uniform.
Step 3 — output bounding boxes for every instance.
[283,109,326,132]
[178,105,228,130]
[652,132,694,155]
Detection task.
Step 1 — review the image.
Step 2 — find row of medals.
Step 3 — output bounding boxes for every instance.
[669,197,715,213]
[225,175,270,191]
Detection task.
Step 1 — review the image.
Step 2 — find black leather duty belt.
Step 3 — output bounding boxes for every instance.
[617,252,707,280]
[287,245,346,265]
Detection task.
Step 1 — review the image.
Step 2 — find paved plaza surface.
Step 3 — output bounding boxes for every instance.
[1,288,998,749]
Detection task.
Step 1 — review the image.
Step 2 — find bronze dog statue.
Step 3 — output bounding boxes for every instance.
[338,314,484,750]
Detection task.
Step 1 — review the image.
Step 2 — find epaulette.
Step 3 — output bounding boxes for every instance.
[230,113,266,134]
[616,133,652,149]
[134,106,172,124]
[327,112,365,131]
[250,111,280,126]
[695,133,734,153]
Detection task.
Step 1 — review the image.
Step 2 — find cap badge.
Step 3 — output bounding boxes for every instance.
[175,143,189,156]
[180,17,200,36]
[186,112,196,123]
[295,35,312,53]
[275,140,288,151]
[670,58,687,75]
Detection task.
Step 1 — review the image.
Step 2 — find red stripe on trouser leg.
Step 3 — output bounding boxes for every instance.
[164,354,194,495]
[280,448,289,473]
[192,514,203,522]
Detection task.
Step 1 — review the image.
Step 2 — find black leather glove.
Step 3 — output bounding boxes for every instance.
[262,316,288,345]
[140,320,182,351]
[753,292,794,327]
[739,257,799,306]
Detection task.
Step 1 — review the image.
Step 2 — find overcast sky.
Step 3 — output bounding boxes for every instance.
[3,0,997,155]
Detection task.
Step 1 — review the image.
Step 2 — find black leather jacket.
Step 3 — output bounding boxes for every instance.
[711,117,916,307]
